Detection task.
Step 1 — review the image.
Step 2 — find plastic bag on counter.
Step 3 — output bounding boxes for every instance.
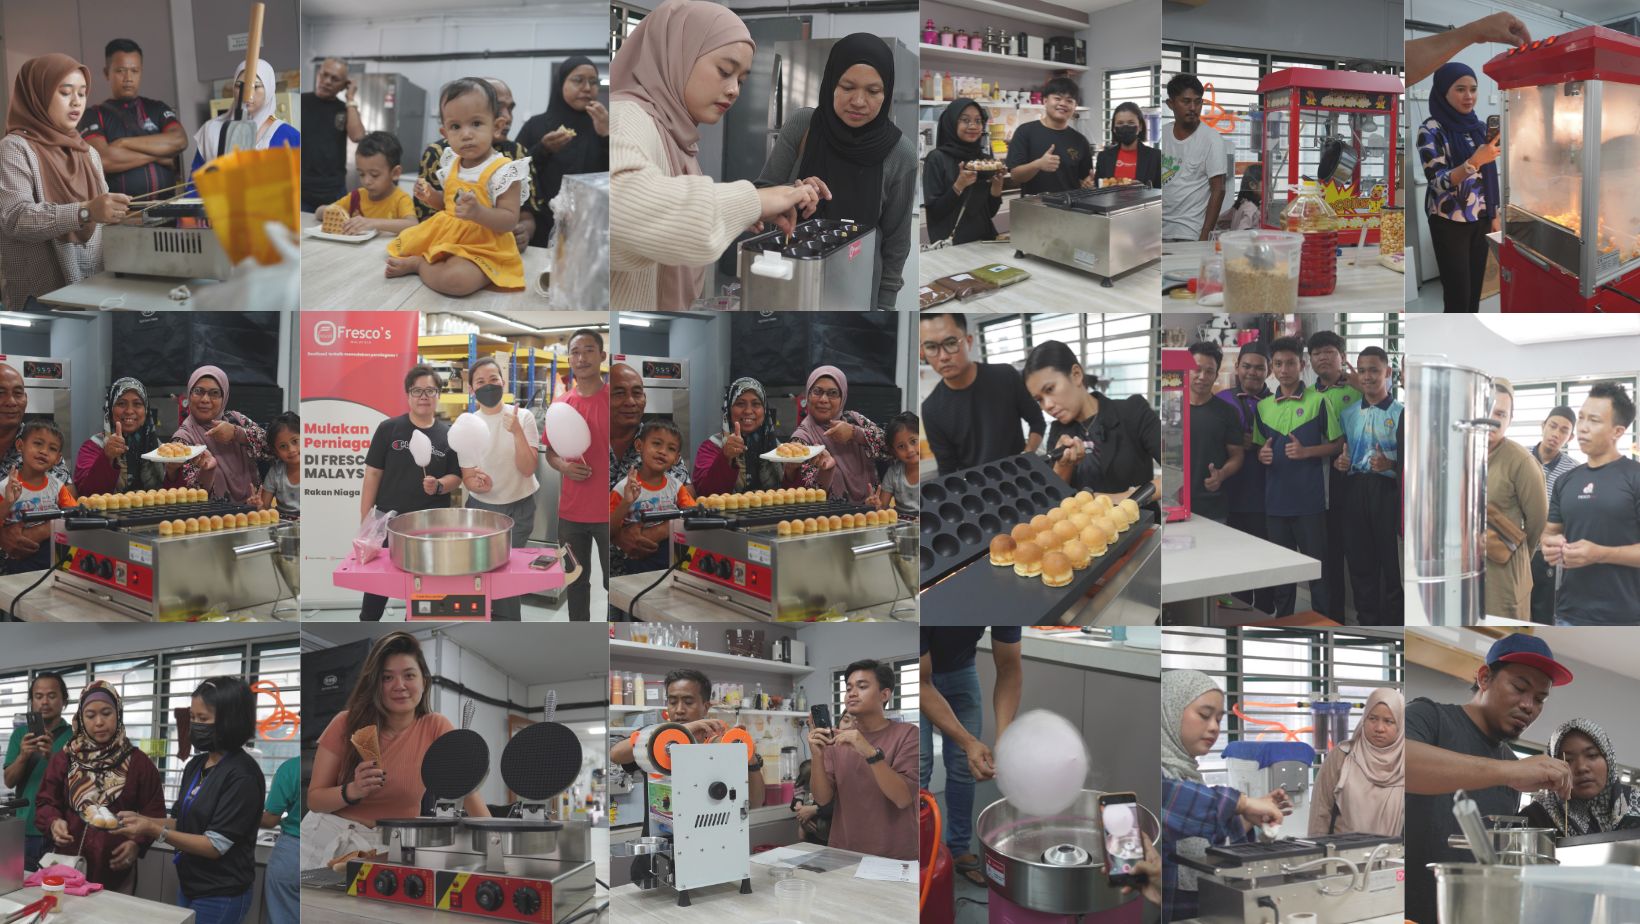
[353,508,397,564]
[919,282,956,309]
[933,272,999,301]
[547,171,609,309]
[970,263,1031,288]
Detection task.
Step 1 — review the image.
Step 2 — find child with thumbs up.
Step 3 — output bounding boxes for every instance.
[1003,77,1092,194]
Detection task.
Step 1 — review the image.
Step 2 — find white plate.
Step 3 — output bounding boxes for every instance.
[141,443,205,464]
[303,225,378,244]
[760,443,823,464]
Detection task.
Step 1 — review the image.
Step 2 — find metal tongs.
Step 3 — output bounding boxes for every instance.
[2,896,56,923]
[1452,790,1496,864]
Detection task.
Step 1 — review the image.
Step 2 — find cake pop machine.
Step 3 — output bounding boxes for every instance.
[918,452,1158,627]
[103,198,235,281]
[1177,832,1404,923]
[608,723,753,906]
[638,499,917,620]
[34,501,294,620]
[332,509,581,620]
[1484,27,1640,310]
[737,218,878,309]
[976,790,1156,923]
[345,700,596,922]
[1008,185,1162,286]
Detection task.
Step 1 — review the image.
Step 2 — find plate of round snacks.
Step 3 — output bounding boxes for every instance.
[964,159,1008,175]
[761,442,823,463]
[142,442,205,463]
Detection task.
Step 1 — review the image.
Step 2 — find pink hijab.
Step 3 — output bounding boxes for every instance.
[175,365,258,502]
[611,0,754,308]
[794,365,876,503]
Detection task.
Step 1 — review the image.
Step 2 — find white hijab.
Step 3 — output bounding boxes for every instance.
[192,58,284,162]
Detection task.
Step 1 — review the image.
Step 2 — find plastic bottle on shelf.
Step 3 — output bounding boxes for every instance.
[942,72,954,101]
[634,672,646,706]
[939,25,953,47]
[922,19,937,44]
[1282,178,1340,297]
[754,682,765,710]
[623,672,635,706]
[609,671,621,705]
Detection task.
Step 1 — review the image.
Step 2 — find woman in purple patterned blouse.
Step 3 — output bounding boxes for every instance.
[1417,62,1501,312]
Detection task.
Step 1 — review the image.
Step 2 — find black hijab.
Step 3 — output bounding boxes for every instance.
[798,34,901,230]
[520,56,609,245]
[933,98,986,164]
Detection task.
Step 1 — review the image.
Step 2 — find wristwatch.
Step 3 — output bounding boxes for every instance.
[865,748,885,765]
[154,824,168,846]
[748,755,764,773]
[77,206,90,224]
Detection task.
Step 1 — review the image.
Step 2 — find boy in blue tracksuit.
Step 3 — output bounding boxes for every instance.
[1334,347,1403,625]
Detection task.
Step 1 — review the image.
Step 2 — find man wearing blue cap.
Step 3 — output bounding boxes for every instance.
[1403,634,1576,924]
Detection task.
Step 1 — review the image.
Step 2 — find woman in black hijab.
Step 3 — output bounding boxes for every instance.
[517,56,610,248]
[922,98,1002,245]
[755,33,916,310]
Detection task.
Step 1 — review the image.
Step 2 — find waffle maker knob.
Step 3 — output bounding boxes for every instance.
[709,781,728,801]
[476,880,505,911]
[372,869,398,896]
[403,873,426,899]
[513,886,542,915]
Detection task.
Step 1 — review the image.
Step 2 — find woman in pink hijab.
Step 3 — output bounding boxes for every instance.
[608,0,821,309]
[785,365,889,504]
[171,365,270,504]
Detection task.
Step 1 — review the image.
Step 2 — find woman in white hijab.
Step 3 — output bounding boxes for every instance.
[1309,688,1405,837]
[1160,670,1291,922]
[189,58,299,177]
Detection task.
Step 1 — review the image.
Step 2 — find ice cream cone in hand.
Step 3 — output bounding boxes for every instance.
[350,725,381,763]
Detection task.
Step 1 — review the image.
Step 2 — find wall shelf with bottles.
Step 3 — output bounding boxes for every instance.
[919,99,1088,111]
[920,42,1087,74]
[609,640,811,677]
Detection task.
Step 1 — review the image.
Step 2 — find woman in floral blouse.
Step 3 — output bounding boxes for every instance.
[784,365,889,504]
[1416,62,1500,313]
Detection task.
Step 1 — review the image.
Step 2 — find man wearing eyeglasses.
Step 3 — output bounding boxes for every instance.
[919,313,1043,477]
[358,364,463,621]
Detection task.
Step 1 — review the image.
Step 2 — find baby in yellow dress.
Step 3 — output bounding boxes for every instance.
[386,78,530,295]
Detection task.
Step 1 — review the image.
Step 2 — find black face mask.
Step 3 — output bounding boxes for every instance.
[189,722,216,753]
[474,384,505,408]
[1112,126,1140,145]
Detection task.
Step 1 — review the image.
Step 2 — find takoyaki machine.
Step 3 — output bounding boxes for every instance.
[1485,27,1640,310]
[345,700,596,922]
[640,495,917,620]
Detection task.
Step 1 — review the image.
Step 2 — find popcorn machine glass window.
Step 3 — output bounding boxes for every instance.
[1257,70,1402,244]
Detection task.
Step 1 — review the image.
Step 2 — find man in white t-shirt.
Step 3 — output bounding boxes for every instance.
[1161,73,1229,242]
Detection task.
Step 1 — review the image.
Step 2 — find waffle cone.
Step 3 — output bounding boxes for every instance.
[350,725,381,763]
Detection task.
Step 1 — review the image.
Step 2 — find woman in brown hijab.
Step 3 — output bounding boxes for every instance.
[0,54,132,310]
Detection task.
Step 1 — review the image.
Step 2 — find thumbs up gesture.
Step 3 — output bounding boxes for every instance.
[1285,434,1307,460]
[1369,447,1392,473]
[1258,441,1274,465]
[723,419,746,460]
[1038,144,1061,173]
[1334,442,1351,472]
[1203,462,1225,492]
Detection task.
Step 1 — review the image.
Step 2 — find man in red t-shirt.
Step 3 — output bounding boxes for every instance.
[545,329,610,621]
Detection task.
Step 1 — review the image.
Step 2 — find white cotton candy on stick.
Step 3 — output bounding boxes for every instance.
[408,430,433,467]
[447,413,490,462]
[543,403,592,459]
[994,709,1088,817]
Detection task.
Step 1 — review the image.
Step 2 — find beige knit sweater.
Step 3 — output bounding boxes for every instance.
[609,100,762,309]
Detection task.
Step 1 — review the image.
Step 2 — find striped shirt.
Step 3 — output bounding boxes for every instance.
[0,135,106,310]
[1533,443,1581,504]
[1163,777,1253,921]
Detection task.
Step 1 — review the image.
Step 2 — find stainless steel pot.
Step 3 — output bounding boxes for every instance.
[1407,358,1496,625]
[1448,827,1557,860]
[977,790,1157,915]
[378,820,457,850]
[1555,830,1640,866]
[272,519,300,595]
[388,508,514,576]
[1430,856,1561,924]
[464,818,559,856]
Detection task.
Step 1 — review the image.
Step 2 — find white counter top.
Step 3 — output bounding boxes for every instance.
[609,573,914,622]
[299,213,551,310]
[7,887,194,923]
[980,626,1160,678]
[919,240,1160,312]
[1160,517,1320,603]
[610,843,913,923]
[1163,240,1403,312]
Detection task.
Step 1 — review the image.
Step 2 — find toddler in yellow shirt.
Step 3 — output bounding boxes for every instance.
[315,131,417,235]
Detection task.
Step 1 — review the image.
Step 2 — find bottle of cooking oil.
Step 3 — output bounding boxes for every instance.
[1282,178,1340,297]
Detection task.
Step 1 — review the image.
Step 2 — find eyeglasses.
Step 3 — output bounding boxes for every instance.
[408,387,439,399]
[189,387,223,400]
[956,118,985,127]
[808,387,841,400]
[566,75,599,88]
[922,338,965,356]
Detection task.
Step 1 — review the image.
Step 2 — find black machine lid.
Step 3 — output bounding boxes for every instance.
[1205,840,1322,866]
[501,722,582,803]
[1042,184,1162,214]
[422,728,490,801]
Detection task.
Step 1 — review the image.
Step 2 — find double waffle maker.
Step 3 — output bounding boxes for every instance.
[346,700,595,921]
[641,497,917,621]
[1177,832,1405,924]
[919,452,1157,626]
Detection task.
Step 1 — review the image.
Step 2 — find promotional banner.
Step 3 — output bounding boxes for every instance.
[300,312,421,609]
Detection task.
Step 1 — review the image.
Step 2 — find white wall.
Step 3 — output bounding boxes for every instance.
[793,623,919,717]
[425,634,531,807]
[1405,315,1640,381]
[1163,0,1404,63]
[302,8,608,165]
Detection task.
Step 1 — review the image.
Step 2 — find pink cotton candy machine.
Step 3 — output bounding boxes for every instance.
[976,791,1155,923]
[333,509,581,620]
